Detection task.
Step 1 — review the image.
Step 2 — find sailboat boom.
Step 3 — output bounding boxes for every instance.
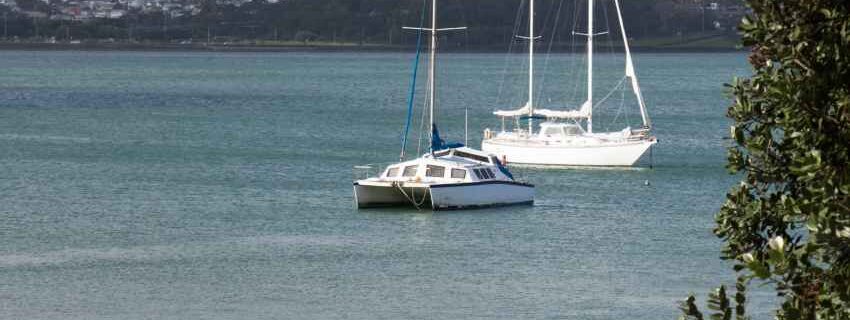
[402,27,466,32]
[572,31,608,37]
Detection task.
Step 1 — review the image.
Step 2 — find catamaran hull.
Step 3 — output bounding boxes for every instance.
[354,183,430,209]
[482,139,656,166]
[429,181,534,210]
[354,181,534,210]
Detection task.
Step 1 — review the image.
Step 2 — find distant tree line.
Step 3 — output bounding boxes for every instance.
[0,0,744,45]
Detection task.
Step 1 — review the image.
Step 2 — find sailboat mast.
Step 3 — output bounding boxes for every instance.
[586,0,594,134]
[428,0,437,145]
[527,0,534,135]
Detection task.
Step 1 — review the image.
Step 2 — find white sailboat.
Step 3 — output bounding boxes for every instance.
[354,0,534,210]
[482,0,658,167]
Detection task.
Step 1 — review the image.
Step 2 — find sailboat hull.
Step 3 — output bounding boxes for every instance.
[482,138,656,166]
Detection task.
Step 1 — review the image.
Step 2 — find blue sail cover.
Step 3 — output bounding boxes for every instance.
[496,161,515,180]
[432,124,512,179]
[431,124,463,152]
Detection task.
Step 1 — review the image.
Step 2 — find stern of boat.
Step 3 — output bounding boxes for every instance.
[353,181,432,209]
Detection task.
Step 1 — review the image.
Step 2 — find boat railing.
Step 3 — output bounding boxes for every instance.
[352,162,394,181]
[630,127,651,137]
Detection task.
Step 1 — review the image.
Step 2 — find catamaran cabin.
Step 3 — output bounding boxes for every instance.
[379,147,514,184]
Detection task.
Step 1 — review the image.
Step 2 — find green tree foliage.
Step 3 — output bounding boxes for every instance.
[680,277,749,320]
[682,0,850,319]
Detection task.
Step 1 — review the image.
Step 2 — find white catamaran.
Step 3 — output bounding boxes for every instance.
[482,0,657,167]
[354,0,534,210]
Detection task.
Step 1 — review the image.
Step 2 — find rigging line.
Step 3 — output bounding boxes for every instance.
[615,4,629,129]
[400,0,428,161]
[416,49,430,157]
[518,36,529,108]
[568,0,583,104]
[624,74,632,128]
[501,0,529,131]
[495,0,527,108]
[601,0,616,57]
[623,77,631,128]
[464,29,469,54]
[593,75,627,111]
[512,0,529,111]
[599,0,618,133]
[416,83,429,156]
[458,0,470,54]
[599,1,635,131]
[537,0,566,106]
[538,0,557,39]
[536,0,555,87]
[611,76,626,127]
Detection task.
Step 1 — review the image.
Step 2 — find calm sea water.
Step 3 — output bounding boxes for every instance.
[0,50,772,319]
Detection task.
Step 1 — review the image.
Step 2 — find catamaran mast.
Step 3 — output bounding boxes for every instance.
[527,0,534,135]
[401,0,464,153]
[586,0,594,134]
[428,0,437,143]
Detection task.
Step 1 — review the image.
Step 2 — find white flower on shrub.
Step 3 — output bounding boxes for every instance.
[768,236,785,251]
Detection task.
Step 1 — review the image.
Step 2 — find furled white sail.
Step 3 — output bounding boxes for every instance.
[493,102,532,117]
[534,101,591,119]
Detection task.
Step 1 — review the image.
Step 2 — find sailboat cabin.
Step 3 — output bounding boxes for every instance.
[538,122,585,138]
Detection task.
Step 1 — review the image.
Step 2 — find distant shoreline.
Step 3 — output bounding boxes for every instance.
[0,41,746,53]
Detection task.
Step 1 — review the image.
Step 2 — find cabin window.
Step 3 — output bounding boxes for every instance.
[402,165,418,177]
[473,168,491,180]
[485,169,496,179]
[544,127,563,136]
[426,165,445,178]
[472,169,483,179]
[386,167,399,177]
[453,150,490,163]
[479,168,489,179]
[451,168,466,179]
